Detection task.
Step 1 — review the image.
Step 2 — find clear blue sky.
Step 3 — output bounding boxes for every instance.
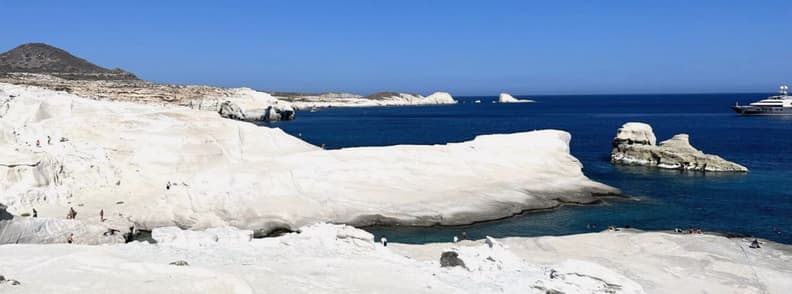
[1,1,790,95]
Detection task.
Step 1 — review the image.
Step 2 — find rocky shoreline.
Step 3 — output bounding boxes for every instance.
[1,83,789,294]
[0,83,617,243]
[1,223,789,293]
[271,91,457,110]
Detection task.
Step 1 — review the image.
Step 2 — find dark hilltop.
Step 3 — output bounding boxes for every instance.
[0,43,137,80]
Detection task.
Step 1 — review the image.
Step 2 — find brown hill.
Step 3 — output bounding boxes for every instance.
[0,43,137,80]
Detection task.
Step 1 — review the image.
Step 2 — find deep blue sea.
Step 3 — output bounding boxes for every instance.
[262,93,792,244]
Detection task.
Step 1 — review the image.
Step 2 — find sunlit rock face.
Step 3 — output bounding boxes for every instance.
[611,122,748,172]
[1,83,617,243]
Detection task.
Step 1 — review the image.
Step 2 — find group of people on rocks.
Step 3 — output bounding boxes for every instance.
[59,207,104,222]
[452,231,468,243]
[27,207,110,244]
[673,227,704,234]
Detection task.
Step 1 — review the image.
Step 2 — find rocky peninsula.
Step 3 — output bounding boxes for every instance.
[611,122,748,172]
[271,91,457,110]
[0,83,617,242]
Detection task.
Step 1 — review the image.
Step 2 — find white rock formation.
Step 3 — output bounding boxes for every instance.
[611,122,748,172]
[152,226,253,247]
[194,88,295,121]
[276,91,457,110]
[2,224,790,293]
[498,93,535,103]
[0,83,616,241]
[1,73,296,121]
[0,217,124,244]
[614,122,656,145]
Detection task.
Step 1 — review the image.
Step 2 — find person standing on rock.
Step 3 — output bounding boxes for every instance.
[380,236,388,247]
[461,231,468,240]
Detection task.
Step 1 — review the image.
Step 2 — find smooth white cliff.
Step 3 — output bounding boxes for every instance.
[0,83,615,241]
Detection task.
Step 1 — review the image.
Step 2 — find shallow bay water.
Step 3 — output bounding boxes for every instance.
[264,93,792,244]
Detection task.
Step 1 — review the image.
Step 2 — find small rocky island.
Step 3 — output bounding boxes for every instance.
[611,122,748,172]
[498,93,535,103]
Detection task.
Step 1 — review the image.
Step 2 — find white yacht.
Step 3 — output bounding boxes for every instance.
[732,85,792,115]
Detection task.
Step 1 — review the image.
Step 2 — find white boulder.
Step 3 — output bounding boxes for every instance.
[613,122,656,146]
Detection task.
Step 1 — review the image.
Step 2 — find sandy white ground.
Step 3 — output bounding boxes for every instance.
[1,224,789,294]
[0,83,616,241]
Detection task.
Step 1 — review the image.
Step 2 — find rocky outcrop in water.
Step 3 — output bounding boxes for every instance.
[498,93,535,103]
[611,122,748,172]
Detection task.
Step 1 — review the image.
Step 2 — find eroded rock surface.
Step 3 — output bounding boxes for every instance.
[274,91,457,110]
[498,93,535,103]
[1,83,617,242]
[611,122,748,172]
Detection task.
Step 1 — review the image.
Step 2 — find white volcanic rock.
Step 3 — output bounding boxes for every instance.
[395,229,792,294]
[277,91,457,110]
[611,122,748,172]
[0,217,124,244]
[195,88,295,121]
[217,101,246,120]
[0,83,616,242]
[152,226,253,247]
[423,91,456,104]
[1,73,296,121]
[614,122,656,145]
[498,93,535,103]
[3,224,790,293]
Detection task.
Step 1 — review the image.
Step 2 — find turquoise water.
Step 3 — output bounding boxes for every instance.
[264,93,792,244]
